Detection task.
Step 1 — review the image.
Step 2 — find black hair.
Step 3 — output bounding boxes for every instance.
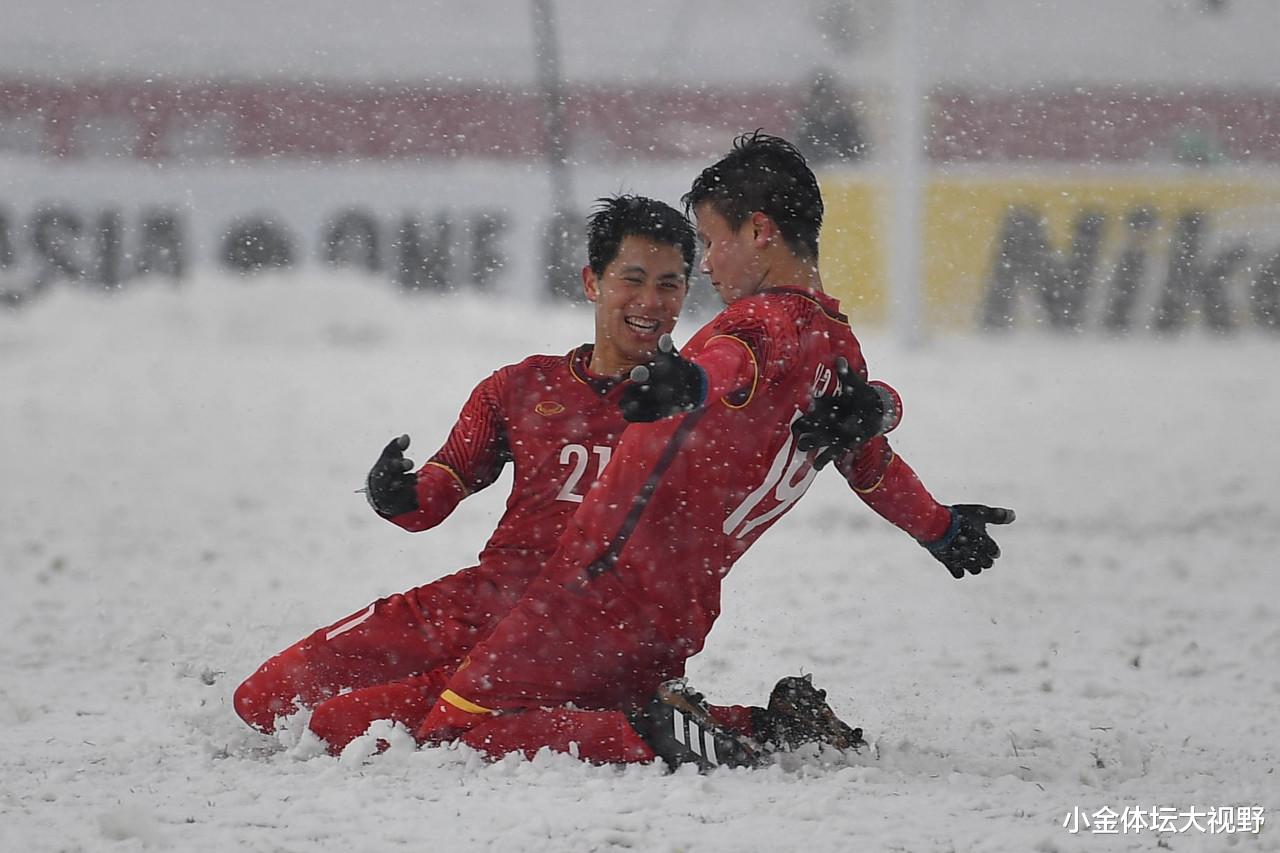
[586,194,697,278]
[682,131,824,260]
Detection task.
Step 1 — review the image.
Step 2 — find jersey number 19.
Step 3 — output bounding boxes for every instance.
[722,414,817,539]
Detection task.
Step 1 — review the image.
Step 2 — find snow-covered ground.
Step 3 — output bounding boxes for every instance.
[1,273,1276,852]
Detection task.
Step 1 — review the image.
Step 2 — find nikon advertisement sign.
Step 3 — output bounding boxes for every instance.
[820,172,1280,334]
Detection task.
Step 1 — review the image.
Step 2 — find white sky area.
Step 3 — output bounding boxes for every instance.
[2,0,1278,88]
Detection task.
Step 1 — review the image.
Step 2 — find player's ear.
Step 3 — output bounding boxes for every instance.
[750,212,776,247]
[582,265,599,302]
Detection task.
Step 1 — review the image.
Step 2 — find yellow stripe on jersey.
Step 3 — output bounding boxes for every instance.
[425,461,471,496]
[439,688,497,716]
[706,334,759,410]
[853,452,897,494]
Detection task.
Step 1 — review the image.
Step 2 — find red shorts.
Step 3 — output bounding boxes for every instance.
[418,560,697,745]
[233,556,537,732]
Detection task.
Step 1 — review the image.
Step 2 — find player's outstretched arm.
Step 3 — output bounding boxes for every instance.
[922,504,1016,579]
[838,440,1012,578]
[367,371,509,530]
[365,434,420,518]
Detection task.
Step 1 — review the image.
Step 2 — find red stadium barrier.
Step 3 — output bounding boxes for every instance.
[4,77,1278,164]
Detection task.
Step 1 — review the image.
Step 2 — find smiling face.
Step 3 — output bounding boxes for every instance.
[583,235,689,376]
[693,202,771,306]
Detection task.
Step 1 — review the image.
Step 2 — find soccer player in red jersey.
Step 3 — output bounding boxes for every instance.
[232,196,699,745]
[414,133,1014,769]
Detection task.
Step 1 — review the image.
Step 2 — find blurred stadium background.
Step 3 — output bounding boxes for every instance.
[2,0,1278,335]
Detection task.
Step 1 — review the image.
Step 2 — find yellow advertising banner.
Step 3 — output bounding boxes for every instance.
[819,172,1280,334]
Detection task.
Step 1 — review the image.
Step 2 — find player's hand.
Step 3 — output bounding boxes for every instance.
[791,357,888,470]
[923,504,1016,578]
[365,434,419,518]
[620,334,708,422]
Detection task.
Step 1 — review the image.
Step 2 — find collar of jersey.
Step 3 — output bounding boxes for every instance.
[759,285,850,325]
[569,344,626,394]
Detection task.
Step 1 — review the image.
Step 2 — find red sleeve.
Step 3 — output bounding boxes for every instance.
[839,343,902,436]
[693,336,758,403]
[691,299,799,404]
[386,371,511,533]
[836,436,951,542]
[868,380,903,434]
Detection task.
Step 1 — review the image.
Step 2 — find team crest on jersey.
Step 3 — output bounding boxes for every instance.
[535,401,565,416]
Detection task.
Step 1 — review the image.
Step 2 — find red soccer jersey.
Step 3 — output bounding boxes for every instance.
[557,287,929,643]
[236,346,638,736]
[436,287,951,715]
[390,345,634,567]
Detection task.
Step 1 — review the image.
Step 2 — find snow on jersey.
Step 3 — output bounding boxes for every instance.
[432,287,950,713]
[391,345,632,564]
[543,287,879,647]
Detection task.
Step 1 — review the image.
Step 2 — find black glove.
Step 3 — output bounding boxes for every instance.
[924,504,1016,578]
[791,357,888,470]
[620,334,708,423]
[365,434,419,518]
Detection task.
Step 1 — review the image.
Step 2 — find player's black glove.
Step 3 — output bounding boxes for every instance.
[620,334,708,422]
[791,357,889,470]
[365,434,419,518]
[923,504,1016,578]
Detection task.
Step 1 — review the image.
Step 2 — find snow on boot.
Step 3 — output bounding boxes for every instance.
[631,679,762,772]
[752,674,866,753]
